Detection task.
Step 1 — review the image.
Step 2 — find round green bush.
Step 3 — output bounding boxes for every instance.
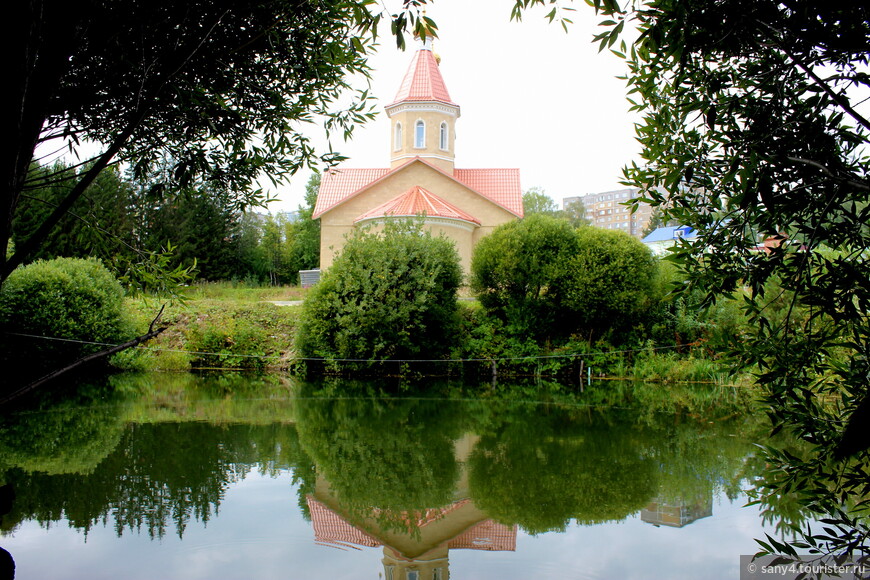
[297,221,462,363]
[0,257,132,371]
[470,214,580,339]
[470,215,658,341]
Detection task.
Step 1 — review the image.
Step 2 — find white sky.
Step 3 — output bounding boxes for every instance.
[270,0,641,212]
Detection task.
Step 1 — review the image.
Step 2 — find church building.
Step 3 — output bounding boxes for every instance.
[312,42,524,273]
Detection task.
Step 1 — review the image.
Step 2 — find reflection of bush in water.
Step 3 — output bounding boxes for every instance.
[296,396,463,513]
[0,389,125,475]
[468,407,658,534]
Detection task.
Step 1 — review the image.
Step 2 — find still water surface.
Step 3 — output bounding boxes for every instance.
[0,373,784,579]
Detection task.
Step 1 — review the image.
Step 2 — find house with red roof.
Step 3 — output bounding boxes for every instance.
[313,42,523,273]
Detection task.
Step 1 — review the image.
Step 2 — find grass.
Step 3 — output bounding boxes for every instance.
[631,351,738,385]
[180,281,309,302]
[113,285,305,372]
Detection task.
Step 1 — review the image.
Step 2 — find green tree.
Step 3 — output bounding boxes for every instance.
[592,0,870,560]
[470,214,579,339]
[260,213,290,285]
[138,185,242,281]
[562,199,590,228]
[235,212,271,282]
[471,214,657,341]
[3,0,433,284]
[297,220,463,365]
[13,162,137,264]
[522,187,562,217]
[0,257,133,384]
[565,227,658,339]
[285,173,322,281]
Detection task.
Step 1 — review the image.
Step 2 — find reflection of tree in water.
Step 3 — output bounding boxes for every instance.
[295,394,466,533]
[0,420,315,539]
[649,415,763,506]
[468,405,659,534]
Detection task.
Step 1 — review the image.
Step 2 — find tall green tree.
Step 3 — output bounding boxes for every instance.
[235,212,271,282]
[3,0,434,284]
[139,187,243,282]
[562,199,590,228]
[285,173,322,279]
[13,162,136,264]
[259,213,289,284]
[592,0,870,559]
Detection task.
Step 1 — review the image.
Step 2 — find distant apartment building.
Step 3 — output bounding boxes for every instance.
[563,187,655,239]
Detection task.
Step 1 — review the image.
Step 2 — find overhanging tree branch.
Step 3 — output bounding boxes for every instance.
[3,114,145,280]
[757,19,870,134]
[0,305,167,406]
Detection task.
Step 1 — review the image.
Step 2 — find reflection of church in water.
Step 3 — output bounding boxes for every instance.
[641,497,713,528]
[306,434,516,580]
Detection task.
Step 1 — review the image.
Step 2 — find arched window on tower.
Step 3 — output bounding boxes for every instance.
[394,122,402,151]
[439,122,449,151]
[414,120,425,148]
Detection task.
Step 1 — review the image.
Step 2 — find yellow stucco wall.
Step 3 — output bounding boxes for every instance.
[318,161,517,274]
[388,106,457,173]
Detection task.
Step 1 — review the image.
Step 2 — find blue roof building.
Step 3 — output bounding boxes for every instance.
[642,226,697,255]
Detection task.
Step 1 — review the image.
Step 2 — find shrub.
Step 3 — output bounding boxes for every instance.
[470,216,658,342]
[187,317,268,370]
[563,227,658,339]
[0,257,132,376]
[470,214,580,339]
[297,221,462,365]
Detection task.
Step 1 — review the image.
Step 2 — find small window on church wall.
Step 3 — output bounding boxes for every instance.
[415,120,425,148]
[394,123,402,151]
[439,122,449,151]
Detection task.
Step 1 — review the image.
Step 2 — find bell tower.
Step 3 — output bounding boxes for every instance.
[385,40,460,173]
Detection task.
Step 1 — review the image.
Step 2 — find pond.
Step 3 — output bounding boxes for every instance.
[0,372,791,579]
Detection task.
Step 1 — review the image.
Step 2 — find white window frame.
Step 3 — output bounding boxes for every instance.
[414,120,425,148]
[394,122,403,151]
[439,121,449,151]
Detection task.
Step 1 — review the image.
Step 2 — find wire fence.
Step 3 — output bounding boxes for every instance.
[2,330,690,365]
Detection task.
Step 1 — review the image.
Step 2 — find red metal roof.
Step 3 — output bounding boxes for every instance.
[448,520,517,552]
[455,168,524,217]
[389,48,456,106]
[312,159,523,219]
[313,168,390,219]
[306,495,515,553]
[307,497,380,550]
[354,185,481,225]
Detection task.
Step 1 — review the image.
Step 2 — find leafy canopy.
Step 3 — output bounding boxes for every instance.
[3,0,434,283]
[592,0,870,560]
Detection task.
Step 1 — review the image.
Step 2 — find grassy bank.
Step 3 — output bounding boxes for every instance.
[113,289,304,372]
[114,284,748,387]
